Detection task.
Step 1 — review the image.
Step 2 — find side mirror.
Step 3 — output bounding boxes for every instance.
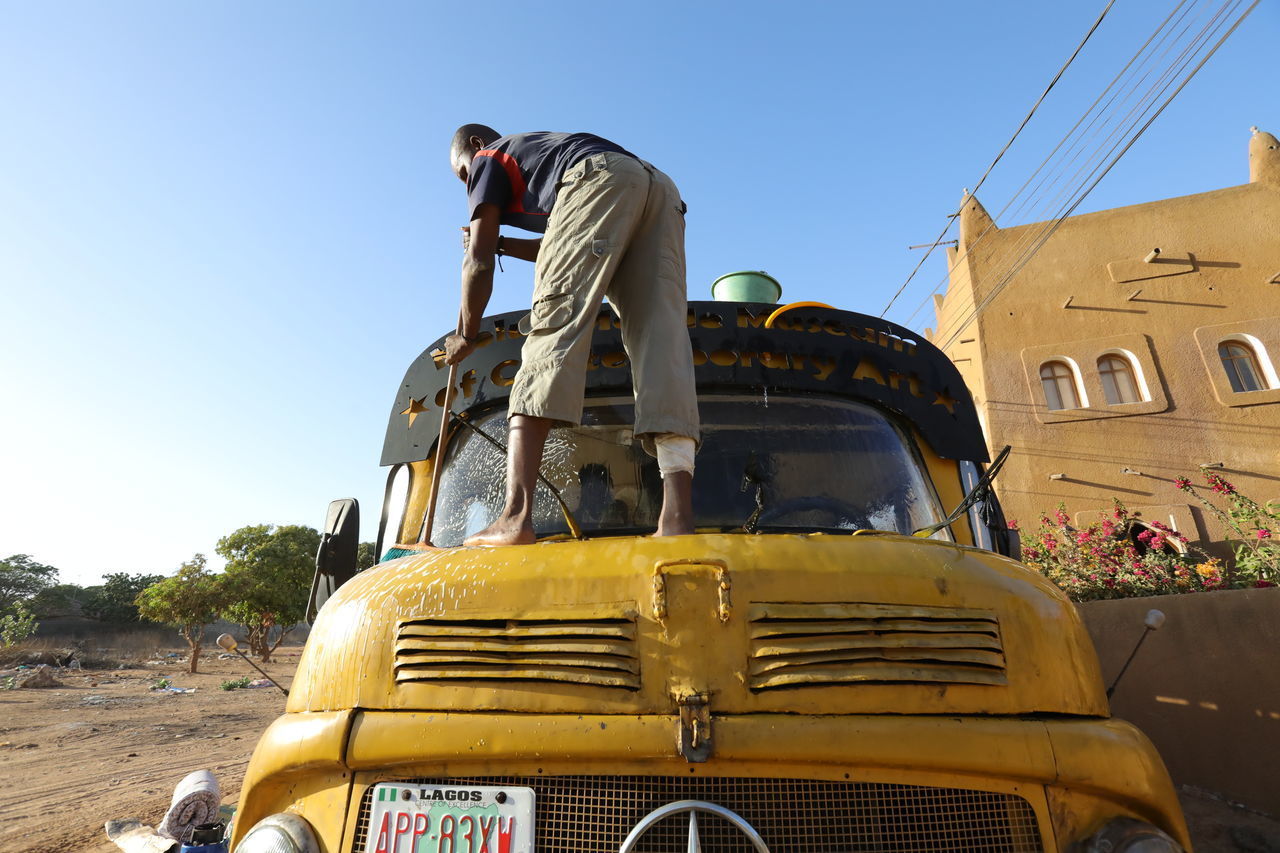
[307,498,360,623]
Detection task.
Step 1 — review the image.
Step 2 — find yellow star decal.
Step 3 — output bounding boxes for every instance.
[932,389,958,415]
[401,396,428,428]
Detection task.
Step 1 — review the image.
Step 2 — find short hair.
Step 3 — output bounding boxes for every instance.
[451,123,501,156]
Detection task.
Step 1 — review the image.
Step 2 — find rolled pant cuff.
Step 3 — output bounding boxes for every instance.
[506,403,582,429]
[635,418,701,446]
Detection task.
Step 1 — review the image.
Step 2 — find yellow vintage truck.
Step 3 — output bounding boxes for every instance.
[230,298,1190,853]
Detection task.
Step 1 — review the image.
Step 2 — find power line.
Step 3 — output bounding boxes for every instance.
[932,0,1245,349]
[929,0,1232,344]
[899,0,1201,330]
[932,0,1259,352]
[877,0,1116,318]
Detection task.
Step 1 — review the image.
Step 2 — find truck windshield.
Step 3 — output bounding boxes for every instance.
[432,394,948,545]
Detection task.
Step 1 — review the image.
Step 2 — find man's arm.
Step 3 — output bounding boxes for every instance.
[501,236,541,262]
[462,228,541,263]
[444,203,501,365]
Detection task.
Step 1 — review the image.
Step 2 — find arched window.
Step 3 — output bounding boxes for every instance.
[1098,354,1141,404]
[1219,341,1265,393]
[1040,361,1081,410]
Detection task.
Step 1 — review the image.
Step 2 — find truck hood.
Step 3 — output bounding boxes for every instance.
[288,533,1106,717]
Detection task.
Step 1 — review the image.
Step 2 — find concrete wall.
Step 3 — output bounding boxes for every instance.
[1079,588,1280,816]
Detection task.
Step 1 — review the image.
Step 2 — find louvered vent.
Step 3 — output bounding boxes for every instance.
[395,614,639,690]
[749,602,1005,690]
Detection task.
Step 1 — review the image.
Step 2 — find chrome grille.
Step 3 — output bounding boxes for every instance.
[352,775,1043,852]
[749,603,1006,690]
[395,615,639,690]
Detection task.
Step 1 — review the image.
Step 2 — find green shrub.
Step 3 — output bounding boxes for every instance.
[0,603,37,647]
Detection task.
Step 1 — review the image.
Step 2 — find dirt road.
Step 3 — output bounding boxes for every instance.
[0,650,296,853]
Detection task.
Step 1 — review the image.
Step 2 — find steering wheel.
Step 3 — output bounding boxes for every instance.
[755,496,869,530]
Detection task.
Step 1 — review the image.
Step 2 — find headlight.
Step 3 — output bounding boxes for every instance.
[1074,817,1184,853]
[236,813,320,853]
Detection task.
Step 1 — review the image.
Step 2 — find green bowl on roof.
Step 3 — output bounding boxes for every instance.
[711,270,782,304]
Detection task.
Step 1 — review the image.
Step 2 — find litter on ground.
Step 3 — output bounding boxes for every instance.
[16,665,64,689]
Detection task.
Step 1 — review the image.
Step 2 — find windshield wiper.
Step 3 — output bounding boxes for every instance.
[450,412,585,540]
[912,445,1012,540]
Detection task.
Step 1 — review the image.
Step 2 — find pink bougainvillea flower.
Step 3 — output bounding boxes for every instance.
[1255,580,1275,588]
[1206,473,1237,495]
[1055,509,1070,525]
[1257,529,1272,539]
[1173,477,1191,490]
[1007,520,1020,531]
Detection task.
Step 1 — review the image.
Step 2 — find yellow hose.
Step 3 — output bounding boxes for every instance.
[764,301,837,328]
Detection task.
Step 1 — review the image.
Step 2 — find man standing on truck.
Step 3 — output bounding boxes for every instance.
[443,124,700,546]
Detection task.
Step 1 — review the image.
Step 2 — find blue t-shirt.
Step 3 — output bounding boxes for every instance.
[466,132,634,233]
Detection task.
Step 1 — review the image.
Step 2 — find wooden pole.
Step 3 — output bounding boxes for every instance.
[420,323,461,545]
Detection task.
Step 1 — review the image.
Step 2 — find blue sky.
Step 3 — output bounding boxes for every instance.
[1,1,1273,587]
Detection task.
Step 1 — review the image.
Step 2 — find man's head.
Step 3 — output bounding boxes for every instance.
[450,123,501,184]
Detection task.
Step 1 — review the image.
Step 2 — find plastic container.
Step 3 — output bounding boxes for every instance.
[710,270,782,303]
[180,822,228,853]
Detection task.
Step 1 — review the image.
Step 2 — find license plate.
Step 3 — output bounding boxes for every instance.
[365,783,535,853]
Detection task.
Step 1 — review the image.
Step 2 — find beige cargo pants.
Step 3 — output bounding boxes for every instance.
[509,151,700,448]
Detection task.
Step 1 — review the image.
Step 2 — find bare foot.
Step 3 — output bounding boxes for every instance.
[653,522,694,536]
[464,517,536,546]
[654,506,694,536]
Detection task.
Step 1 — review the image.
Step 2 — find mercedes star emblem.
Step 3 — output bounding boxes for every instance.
[618,800,770,853]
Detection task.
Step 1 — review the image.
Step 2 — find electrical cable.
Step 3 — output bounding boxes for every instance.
[932,0,1258,352]
[931,0,1243,349]
[915,0,1247,346]
[897,0,1201,330]
[931,0,1235,345]
[878,0,1117,317]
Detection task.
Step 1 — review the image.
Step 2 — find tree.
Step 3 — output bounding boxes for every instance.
[357,542,378,572]
[84,572,165,623]
[29,583,91,618]
[217,524,320,662]
[0,554,58,615]
[135,555,226,673]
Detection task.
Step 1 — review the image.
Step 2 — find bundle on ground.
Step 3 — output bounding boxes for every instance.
[157,770,220,841]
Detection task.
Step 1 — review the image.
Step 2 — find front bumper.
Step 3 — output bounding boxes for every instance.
[232,711,1190,852]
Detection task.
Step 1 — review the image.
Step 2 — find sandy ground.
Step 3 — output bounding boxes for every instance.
[2,647,1277,853]
[0,649,298,853]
